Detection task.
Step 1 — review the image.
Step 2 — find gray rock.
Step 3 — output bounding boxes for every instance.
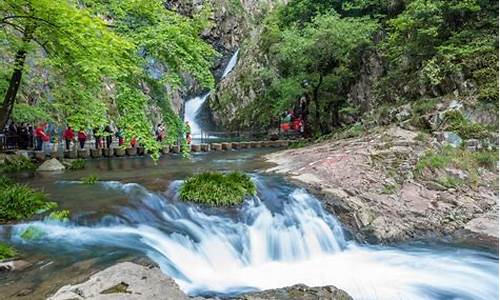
[436,131,462,148]
[48,262,189,300]
[37,158,65,172]
[234,284,352,300]
[0,260,31,272]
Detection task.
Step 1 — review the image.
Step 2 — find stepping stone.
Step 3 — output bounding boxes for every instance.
[211,143,222,151]
[221,143,232,150]
[126,148,137,156]
[114,148,125,157]
[77,149,89,159]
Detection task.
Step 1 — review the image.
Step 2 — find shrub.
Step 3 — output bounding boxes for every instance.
[82,175,98,185]
[0,242,16,261]
[0,156,36,173]
[69,159,86,170]
[443,111,490,139]
[412,98,439,116]
[180,172,256,206]
[0,176,57,222]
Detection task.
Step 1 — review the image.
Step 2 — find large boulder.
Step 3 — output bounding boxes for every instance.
[235,284,352,300]
[37,158,65,172]
[48,262,190,300]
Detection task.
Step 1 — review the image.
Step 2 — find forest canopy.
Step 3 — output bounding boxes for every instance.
[0,0,217,157]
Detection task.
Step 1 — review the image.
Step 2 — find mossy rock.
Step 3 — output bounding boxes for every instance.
[20,226,46,240]
[180,172,256,206]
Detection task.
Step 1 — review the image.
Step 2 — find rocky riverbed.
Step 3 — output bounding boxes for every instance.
[48,262,351,300]
[266,126,499,249]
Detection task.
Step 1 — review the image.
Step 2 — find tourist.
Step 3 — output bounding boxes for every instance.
[77,128,87,149]
[35,123,50,152]
[104,125,113,149]
[156,124,165,142]
[93,128,101,149]
[115,128,124,146]
[63,126,74,150]
[185,121,191,144]
[17,123,30,149]
[27,124,34,149]
[130,136,137,148]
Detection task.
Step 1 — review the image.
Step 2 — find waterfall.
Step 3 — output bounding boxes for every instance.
[10,178,499,300]
[183,49,240,142]
[222,49,239,79]
[184,93,210,141]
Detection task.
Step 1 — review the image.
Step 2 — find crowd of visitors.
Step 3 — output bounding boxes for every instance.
[0,121,172,153]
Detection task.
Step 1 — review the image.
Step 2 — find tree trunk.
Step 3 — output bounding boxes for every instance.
[0,28,33,130]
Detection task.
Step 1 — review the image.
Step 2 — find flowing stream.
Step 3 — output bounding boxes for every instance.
[1,154,498,300]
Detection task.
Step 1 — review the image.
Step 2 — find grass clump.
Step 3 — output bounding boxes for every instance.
[69,159,86,170]
[416,146,498,187]
[48,210,70,222]
[82,174,98,185]
[0,156,36,173]
[0,242,16,261]
[412,98,439,116]
[443,110,490,139]
[0,176,57,222]
[180,172,256,206]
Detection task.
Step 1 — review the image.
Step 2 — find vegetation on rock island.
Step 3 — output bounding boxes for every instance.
[180,172,256,206]
[0,156,36,173]
[0,176,57,222]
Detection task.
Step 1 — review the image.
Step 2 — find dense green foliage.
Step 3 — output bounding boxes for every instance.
[20,225,45,240]
[220,0,498,135]
[0,176,57,222]
[180,172,256,206]
[0,156,36,173]
[1,0,217,158]
[0,242,16,261]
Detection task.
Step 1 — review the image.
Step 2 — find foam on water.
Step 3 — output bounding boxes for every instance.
[11,180,499,300]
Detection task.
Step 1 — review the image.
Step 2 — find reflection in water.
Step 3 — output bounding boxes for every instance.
[5,176,499,300]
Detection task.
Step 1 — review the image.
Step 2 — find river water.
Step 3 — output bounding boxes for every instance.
[0,150,498,299]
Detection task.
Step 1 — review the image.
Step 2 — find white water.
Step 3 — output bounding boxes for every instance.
[11,180,499,299]
[222,49,239,79]
[184,93,210,140]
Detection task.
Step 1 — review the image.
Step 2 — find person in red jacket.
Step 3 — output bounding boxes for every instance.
[35,123,49,151]
[77,129,87,149]
[63,126,74,150]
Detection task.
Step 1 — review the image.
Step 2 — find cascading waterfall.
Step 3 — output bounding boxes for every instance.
[184,93,211,141]
[183,49,240,142]
[9,177,498,300]
[222,49,239,79]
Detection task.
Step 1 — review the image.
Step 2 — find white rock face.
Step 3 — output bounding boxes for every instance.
[37,158,65,172]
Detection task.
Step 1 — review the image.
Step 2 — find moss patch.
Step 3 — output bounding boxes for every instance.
[100,282,131,294]
[180,172,256,206]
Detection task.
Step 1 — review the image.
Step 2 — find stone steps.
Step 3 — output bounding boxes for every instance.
[20,140,300,162]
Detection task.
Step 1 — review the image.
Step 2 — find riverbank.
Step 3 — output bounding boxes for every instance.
[265,126,499,250]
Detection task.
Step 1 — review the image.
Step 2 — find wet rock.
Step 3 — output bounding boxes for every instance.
[234,284,352,300]
[37,158,65,172]
[0,260,31,272]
